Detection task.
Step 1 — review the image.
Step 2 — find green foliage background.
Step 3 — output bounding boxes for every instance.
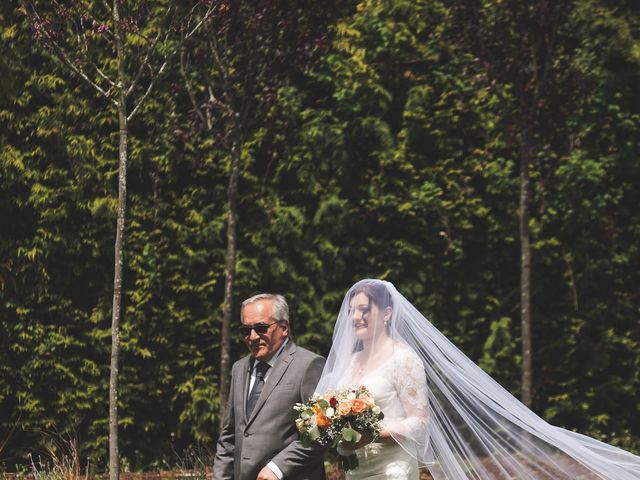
[1,0,639,471]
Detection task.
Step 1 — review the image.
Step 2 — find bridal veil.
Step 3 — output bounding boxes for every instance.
[316,279,640,479]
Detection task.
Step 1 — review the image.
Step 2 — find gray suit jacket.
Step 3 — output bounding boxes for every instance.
[213,341,325,480]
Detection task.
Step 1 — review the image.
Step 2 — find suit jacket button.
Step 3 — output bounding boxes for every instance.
[244,432,250,437]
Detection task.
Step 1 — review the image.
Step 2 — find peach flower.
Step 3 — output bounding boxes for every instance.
[351,398,370,414]
[336,401,352,416]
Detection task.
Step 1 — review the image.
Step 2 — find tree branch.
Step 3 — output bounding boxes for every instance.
[127,57,169,121]
[125,6,174,97]
[126,1,216,120]
[52,41,115,104]
[28,3,117,105]
[180,46,207,125]
[184,1,216,39]
[206,34,234,117]
[93,63,117,90]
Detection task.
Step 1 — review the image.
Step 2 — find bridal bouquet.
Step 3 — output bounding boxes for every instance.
[294,385,384,471]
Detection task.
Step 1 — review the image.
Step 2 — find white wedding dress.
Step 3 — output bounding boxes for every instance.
[346,346,429,480]
[318,279,640,480]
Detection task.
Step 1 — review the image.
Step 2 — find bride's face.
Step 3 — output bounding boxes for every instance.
[349,292,385,341]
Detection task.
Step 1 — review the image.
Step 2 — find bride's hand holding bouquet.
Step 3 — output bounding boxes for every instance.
[294,385,384,471]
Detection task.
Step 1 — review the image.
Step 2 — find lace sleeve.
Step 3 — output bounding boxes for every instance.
[385,348,430,454]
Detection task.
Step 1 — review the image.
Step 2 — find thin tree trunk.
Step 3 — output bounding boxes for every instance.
[518,124,532,407]
[27,3,213,477]
[110,1,127,478]
[219,130,241,425]
[109,109,127,480]
[109,111,127,480]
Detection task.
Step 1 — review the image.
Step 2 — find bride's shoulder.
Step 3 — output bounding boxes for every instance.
[391,343,423,366]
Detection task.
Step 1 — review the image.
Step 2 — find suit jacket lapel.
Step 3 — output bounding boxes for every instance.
[246,341,296,426]
[242,356,254,423]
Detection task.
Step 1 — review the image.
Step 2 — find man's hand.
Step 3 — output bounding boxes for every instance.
[256,465,279,480]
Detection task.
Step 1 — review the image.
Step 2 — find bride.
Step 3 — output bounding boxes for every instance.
[315,279,640,480]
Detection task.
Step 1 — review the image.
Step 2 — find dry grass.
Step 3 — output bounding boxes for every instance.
[2,441,600,480]
[28,435,87,480]
[1,473,210,480]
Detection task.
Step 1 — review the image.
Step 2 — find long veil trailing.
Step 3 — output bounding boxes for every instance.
[316,279,640,479]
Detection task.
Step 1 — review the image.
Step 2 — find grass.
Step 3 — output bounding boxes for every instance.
[1,435,437,480]
[28,435,88,480]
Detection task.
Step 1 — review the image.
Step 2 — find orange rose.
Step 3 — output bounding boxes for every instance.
[336,401,352,416]
[351,398,369,414]
[313,404,331,429]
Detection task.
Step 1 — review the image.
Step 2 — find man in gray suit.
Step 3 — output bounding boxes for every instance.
[213,293,325,480]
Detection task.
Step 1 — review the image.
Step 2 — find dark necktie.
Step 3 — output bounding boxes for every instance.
[246,362,270,417]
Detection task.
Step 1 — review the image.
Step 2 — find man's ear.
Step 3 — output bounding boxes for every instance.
[282,321,290,337]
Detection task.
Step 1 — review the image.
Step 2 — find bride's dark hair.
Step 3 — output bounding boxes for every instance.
[349,279,393,309]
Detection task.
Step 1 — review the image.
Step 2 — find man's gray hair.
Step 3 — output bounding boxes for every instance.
[241,293,290,324]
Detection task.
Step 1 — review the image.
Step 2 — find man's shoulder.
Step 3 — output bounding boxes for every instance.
[290,342,325,362]
[231,355,251,370]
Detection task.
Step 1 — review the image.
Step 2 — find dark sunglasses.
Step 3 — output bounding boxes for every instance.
[238,320,280,336]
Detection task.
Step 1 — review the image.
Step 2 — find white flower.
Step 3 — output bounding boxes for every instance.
[372,406,381,414]
[326,407,335,418]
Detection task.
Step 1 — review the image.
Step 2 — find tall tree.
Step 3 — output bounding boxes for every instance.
[452,0,574,405]
[23,1,213,477]
[179,0,345,420]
